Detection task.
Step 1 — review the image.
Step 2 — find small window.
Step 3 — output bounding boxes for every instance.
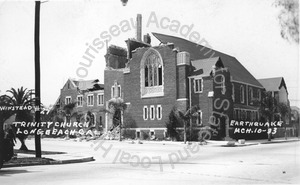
[136,131,140,139]
[240,85,245,103]
[234,109,240,120]
[249,87,253,103]
[111,86,115,98]
[65,96,71,105]
[143,106,148,120]
[150,105,155,120]
[77,96,83,107]
[111,84,121,98]
[194,78,203,93]
[257,89,261,101]
[118,86,121,97]
[237,109,241,120]
[87,94,94,106]
[196,110,202,125]
[232,83,235,102]
[242,110,246,120]
[97,93,104,106]
[99,116,102,126]
[157,105,162,120]
[252,111,256,121]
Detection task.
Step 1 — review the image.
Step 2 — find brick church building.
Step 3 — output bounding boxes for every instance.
[104,15,264,140]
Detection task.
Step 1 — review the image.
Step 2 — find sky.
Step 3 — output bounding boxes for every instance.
[0,0,299,107]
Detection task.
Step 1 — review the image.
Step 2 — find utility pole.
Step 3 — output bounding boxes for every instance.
[34,0,42,158]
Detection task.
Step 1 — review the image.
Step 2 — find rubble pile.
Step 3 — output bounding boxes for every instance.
[99,126,120,140]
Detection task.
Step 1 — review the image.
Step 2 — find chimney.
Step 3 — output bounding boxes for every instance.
[143,33,151,44]
[136,14,142,41]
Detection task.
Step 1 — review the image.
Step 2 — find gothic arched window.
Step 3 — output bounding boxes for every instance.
[141,48,164,98]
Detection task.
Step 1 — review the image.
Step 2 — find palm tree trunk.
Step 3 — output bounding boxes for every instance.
[268,116,272,141]
[119,110,122,141]
[19,139,28,151]
[184,121,187,144]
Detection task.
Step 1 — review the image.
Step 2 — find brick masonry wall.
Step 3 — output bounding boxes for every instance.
[124,46,178,129]
[190,76,213,127]
[232,82,263,107]
[59,80,105,130]
[104,69,124,101]
[105,54,127,69]
[176,64,189,100]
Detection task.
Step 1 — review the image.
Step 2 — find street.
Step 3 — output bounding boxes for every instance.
[0,138,299,185]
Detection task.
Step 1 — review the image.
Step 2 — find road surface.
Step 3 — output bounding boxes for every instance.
[0,138,299,184]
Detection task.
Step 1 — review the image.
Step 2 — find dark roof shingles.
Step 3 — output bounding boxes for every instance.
[152,32,263,88]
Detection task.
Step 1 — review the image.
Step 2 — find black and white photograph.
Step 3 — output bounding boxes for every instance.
[0,0,299,184]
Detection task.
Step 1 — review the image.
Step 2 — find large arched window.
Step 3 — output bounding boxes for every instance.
[141,48,164,98]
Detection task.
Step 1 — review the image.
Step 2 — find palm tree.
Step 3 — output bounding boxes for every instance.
[0,95,14,124]
[62,102,77,122]
[107,97,127,141]
[3,87,34,150]
[172,105,200,144]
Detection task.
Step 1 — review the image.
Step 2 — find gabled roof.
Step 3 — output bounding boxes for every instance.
[152,32,263,88]
[70,79,104,91]
[291,106,300,112]
[191,57,224,76]
[258,77,287,93]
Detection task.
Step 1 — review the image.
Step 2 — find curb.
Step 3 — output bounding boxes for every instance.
[2,156,94,168]
[220,143,259,147]
[204,143,259,147]
[260,139,300,144]
[49,157,95,165]
[205,139,299,147]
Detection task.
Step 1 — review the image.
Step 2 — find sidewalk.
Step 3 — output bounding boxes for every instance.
[2,151,94,168]
[2,137,298,168]
[119,137,300,147]
[205,137,300,147]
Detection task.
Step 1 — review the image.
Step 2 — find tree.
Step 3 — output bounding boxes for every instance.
[0,95,14,124]
[278,102,290,122]
[2,87,34,150]
[259,91,278,141]
[165,108,181,141]
[277,102,290,139]
[62,102,77,123]
[171,105,200,144]
[107,97,127,141]
[274,0,299,43]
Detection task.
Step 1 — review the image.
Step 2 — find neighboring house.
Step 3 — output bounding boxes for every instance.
[258,77,290,122]
[290,106,299,137]
[258,77,289,104]
[291,106,300,123]
[55,79,106,131]
[258,77,297,137]
[103,15,264,140]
